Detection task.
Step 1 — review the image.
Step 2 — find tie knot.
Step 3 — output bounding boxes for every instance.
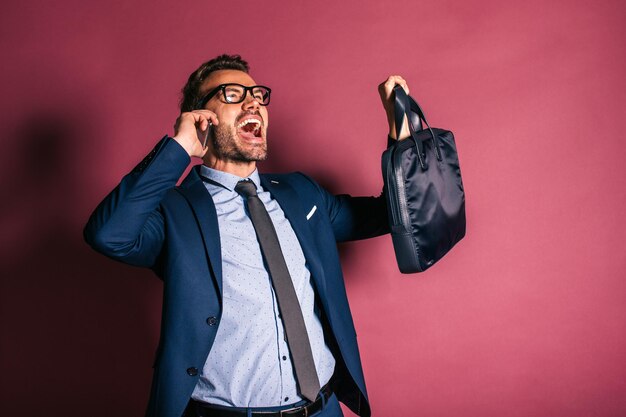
[235,179,258,198]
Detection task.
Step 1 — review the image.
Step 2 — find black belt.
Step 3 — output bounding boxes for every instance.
[187,384,333,417]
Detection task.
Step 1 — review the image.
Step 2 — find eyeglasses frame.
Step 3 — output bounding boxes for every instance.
[196,83,272,109]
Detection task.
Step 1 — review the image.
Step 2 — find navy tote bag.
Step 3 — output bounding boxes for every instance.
[382,86,466,273]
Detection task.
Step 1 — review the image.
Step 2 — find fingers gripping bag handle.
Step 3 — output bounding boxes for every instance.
[393,85,442,169]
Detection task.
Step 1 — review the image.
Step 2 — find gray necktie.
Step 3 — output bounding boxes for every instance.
[235,179,321,402]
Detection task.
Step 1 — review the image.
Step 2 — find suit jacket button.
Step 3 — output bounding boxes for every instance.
[187,367,198,376]
[206,316,218,326]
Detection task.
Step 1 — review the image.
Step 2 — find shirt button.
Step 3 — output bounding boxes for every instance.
[206,317,218,326]
[187,367,198,376]
[282,355,287,360]
[284,397,289,402]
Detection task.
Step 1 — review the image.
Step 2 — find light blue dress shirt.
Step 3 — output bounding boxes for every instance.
[190,166,335,407]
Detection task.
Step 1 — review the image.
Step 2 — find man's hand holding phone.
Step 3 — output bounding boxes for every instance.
[173,110,219,158]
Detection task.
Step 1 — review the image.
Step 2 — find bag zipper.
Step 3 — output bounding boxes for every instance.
[387,141,412,229]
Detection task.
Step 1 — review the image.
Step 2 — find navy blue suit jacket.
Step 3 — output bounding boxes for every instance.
[84,137,390,417]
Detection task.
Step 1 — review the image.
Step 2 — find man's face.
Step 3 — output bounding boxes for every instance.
[199,70,269,163]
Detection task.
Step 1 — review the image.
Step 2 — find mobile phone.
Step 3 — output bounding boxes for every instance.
[202,121,213,149]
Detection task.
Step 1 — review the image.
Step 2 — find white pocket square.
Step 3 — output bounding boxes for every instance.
[306,205,317,220]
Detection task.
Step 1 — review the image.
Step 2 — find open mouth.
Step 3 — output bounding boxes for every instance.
[236,118,263,139]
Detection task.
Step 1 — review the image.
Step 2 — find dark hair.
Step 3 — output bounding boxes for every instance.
[179,54,250,112]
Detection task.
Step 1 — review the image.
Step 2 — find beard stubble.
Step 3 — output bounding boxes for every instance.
[211,123,267,163]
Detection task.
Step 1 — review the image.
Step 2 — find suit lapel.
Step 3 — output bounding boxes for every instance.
[176,169,326,299]
[260,175,327,296]
[179,166,223,295]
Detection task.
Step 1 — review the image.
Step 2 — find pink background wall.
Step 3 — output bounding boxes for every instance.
[1,1,625,416]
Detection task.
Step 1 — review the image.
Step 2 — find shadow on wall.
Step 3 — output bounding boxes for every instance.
[0,101,161,416]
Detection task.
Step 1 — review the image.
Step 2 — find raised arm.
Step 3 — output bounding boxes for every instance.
[83,137,190,268]
[83,109,218,268]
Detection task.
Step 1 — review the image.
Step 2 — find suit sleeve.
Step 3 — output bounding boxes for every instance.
[296,173,390,243]
[295,138,399,242]
[83,136,191,268]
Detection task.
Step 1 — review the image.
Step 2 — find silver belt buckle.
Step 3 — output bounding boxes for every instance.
[279,404,308,417]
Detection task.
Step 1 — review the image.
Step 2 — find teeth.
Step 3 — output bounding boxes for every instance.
[237,119,262,129]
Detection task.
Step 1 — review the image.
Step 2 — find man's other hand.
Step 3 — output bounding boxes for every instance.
[378,75,411,140]
[173,110,220,157]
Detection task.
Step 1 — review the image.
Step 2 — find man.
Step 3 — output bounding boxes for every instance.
[84,54,411,417]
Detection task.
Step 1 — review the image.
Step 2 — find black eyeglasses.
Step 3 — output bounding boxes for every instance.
[197,83,272,109]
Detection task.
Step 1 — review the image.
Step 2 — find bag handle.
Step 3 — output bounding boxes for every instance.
[393,85,442,170]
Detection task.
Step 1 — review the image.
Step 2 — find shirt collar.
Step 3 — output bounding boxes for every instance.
[199,165,262,192]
